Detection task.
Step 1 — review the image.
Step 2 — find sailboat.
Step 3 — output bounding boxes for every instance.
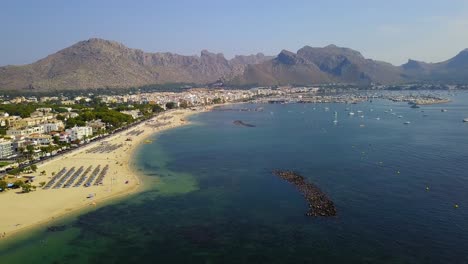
[333,111,338,124]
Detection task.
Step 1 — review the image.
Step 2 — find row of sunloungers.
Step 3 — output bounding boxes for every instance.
[43,168,67,189]
[73,166,93,187]
[43,164,109,189]
[126,130,144,136]
[83,166,101,187]
[86,143,123,154]
[94,165,109,186]
[63,166,85,188]
[52,167,76,189]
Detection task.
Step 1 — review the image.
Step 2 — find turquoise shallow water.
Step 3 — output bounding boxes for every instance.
[1,91,468,263]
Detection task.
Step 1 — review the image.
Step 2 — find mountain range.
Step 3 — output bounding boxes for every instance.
[1,38,467,91]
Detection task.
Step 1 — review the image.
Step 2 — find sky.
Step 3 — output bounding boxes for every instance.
[1,0,468,66]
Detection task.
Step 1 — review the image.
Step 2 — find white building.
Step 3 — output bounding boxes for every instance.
[6,126,45,136]
[65,126,93,141]
[41,121,65,133]
[26,134,52,146]
[0,139,13,158]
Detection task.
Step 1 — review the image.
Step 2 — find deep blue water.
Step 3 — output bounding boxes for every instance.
[1,91,468,263]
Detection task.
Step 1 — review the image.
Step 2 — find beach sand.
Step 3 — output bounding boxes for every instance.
[0,108,208,239]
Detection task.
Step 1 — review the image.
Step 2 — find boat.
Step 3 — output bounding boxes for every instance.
[411,104,420,108]
[404,121,411,125]
[144,139,153,144]
[441,109,448,112]
[348,112,355,116]
[333,111,338,124]
[463,118,468,122]
[398,115,403,118]
[376,117,380,120]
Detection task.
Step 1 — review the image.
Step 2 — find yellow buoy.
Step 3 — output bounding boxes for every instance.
[455,204,459,208]
[426,187,429,191]
[397,171,400,174]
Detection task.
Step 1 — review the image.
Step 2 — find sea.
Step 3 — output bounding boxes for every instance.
[1,91,468,263]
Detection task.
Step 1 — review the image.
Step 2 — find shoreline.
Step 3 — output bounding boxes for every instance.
[0,106,213,242]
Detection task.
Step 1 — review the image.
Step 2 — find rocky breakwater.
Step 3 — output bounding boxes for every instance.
[233,120,256,127]
[272,170,336,217]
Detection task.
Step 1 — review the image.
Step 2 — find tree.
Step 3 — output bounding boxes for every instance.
[39,181,46,187]
[21,183,33,193]
[0,180,7,191]
[40,170,46,176]
[30,164,38,172]
[165,102,177,109]
[212,98,223,104]
[26,145,35,154]
[8,167,21,176]
[13,180,24,189]
[179,101,189,109]
[152,104,164,113]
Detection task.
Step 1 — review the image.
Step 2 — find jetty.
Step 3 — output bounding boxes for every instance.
[272,170,336,217]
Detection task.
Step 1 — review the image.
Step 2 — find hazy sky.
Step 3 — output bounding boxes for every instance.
[1,0,468,66]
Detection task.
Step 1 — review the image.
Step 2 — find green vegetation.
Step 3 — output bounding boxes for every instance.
[29,164,38,173]
[21,183,36,193]
[7,167,22,176]
[212,98,223,104]
[64,107,133,129]
[6,180,36,193]
[179,101,189,108]
[0,161,11,167]
[0,180,7,191]
[165,102,177,109]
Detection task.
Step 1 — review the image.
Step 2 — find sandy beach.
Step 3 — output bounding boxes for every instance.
[0,107,208,239]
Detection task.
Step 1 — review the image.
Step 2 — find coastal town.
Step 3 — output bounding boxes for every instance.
[0,88,279,176]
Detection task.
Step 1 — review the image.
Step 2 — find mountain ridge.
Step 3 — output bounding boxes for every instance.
[1,38,467,91]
